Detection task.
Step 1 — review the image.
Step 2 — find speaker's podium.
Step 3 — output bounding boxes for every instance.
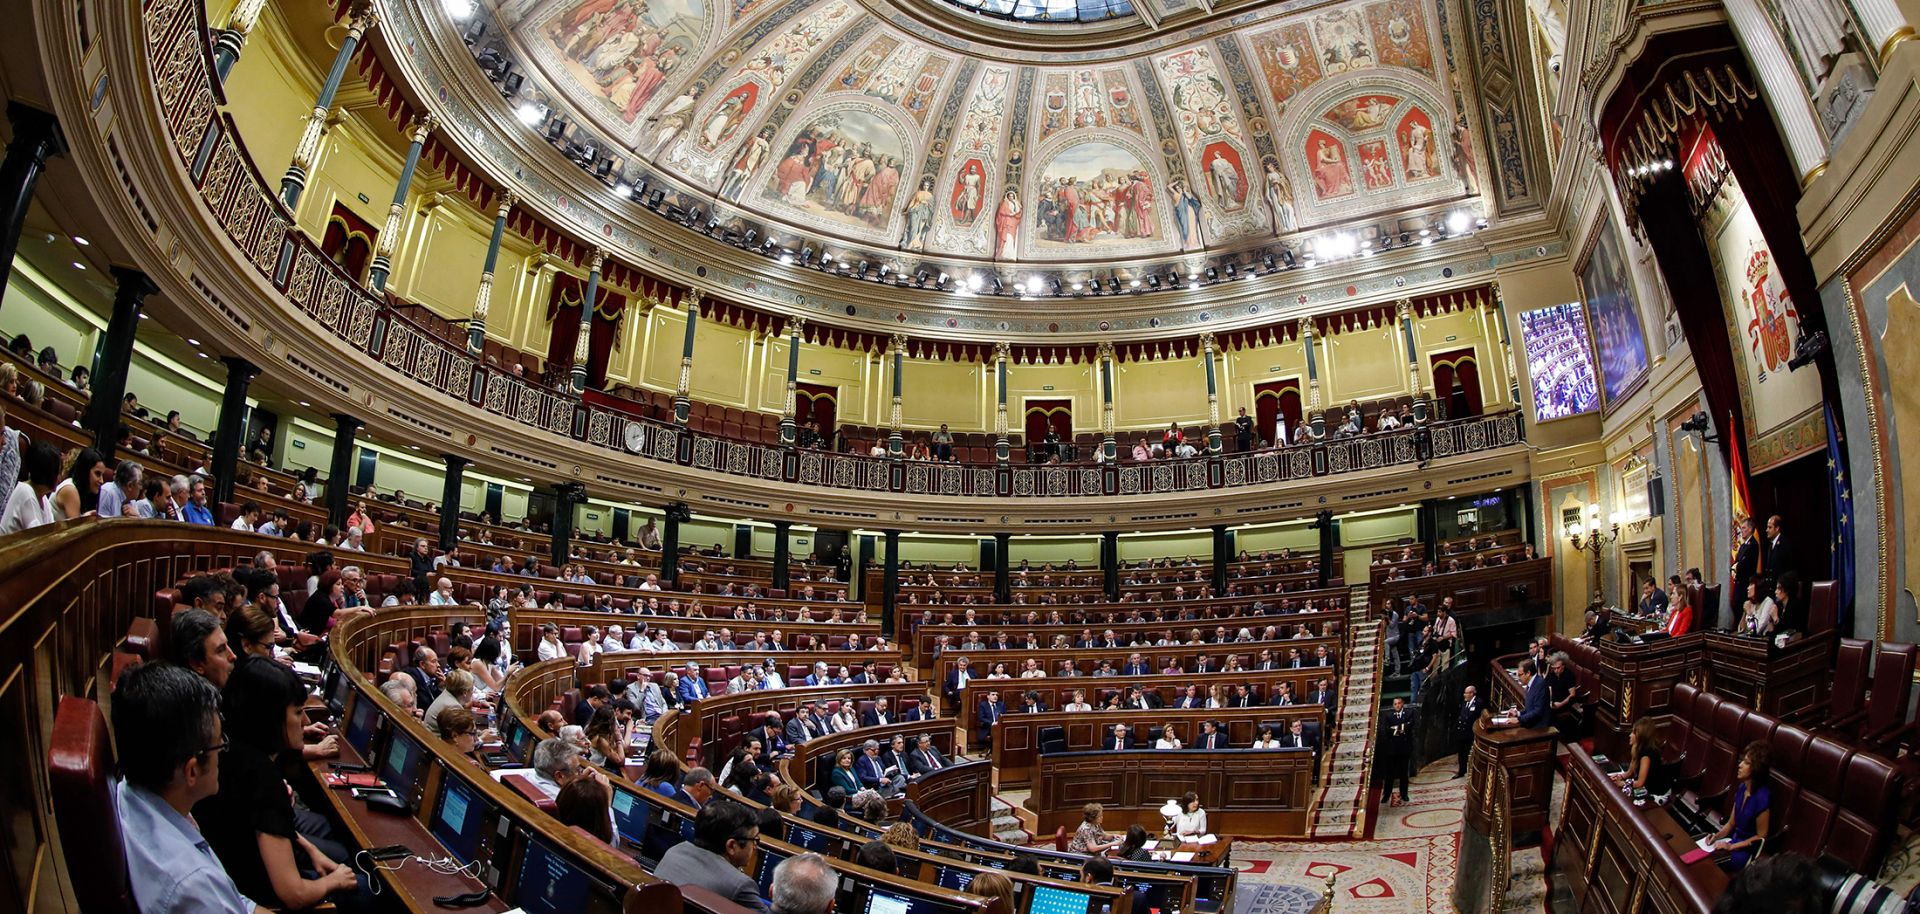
[1453,713,1556,914]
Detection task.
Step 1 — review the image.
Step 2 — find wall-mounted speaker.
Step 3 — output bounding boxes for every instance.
[1648,475,1666,517]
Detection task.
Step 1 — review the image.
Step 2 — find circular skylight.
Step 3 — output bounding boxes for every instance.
[936,0,1135,24]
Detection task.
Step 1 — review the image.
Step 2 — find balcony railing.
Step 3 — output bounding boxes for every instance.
[140,0,1524,500]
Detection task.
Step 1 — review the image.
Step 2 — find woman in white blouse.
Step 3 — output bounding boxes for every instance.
[535,625,566,662]
[1174,792,1208,838]
[829,702,860,733]
[1252,724,1281,749]
[985,662,1012,680]
[1206,684,1228,709]
[1154,723,1183,750]
[576,625,603,667]
[1063,690,1092,713]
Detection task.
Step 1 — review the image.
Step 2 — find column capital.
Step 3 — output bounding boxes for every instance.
[586,247,608,273]
[1199,331,1217,350]
[992,340,1010,361]
[6,102,67,160]
[407,113,440,144]
[1396,297,1413,319]
[788,316,806,337]
[330,412,364,431]
[890,332,908,352]
[773,519,792,531]
[442,453,470,470]
[1097,340,1115,359]
[495,189,519,216]
[221,356,260,382]
[344,0,378,34]
[683,287,703,312]
[1298,316,1314,338]
[108,265,160,300]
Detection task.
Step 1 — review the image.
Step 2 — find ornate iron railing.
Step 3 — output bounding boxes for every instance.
[140,0,1525,500]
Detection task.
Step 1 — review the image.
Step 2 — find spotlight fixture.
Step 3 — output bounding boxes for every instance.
[1787,329,1828,370]
[1147,276,1161,290]
[612,182,632,198]
[1108,278,1121,293]
[857,261,872,279]
[1279,250,1295,269]
[967,273,984,291]
[1070,280,1083,292]
[646,189,665,208]
[1129,278,1141,290]
[1447,211,1471,234]
[515,102,545,126]
[630,178,648,198]
[778,251,794,265]
[1050,279,1064,295]
[936,272,948,286]
[460,19,486,44]
[544,118,568,142]
[990,276,1004,295]
[499,71,524,96]
[1205,266,1219,282]
[593,156,614,178]
[444,0,475,19]
[743,229,758,246]
[1475,217,1489,230]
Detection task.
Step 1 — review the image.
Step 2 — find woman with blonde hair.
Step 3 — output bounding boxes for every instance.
[971,871,1016,914]
[881,821,920,853]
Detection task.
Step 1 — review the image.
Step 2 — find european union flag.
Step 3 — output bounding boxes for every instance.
[1826,403,1855,632]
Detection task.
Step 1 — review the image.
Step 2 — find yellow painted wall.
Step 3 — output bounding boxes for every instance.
[1010,361,1097,433]
[1224,336,1308,416]
[1113,358,1209,429]
[1323,323,1406,401]
[900,359,990,430]
[393,201,496,321]
[1234,522,1319,554]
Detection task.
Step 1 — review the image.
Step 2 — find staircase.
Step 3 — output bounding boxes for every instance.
[1308,586,1386,839]
[989,795,1033,845]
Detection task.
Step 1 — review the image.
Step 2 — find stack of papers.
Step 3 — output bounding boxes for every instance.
[1169,852,1196,862]
[1193,834,1218,845]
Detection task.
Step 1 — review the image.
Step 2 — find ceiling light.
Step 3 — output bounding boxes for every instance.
[1447,211,1471,234]
[515,102,544,126]
[71,236,89,246]
[299,401,311,407]
[187,338,201,346]
[778,252,794,265]
[1129,279,1141,289]
[443,0,475,18]
[1418,228,1431,237]
[1070,281,1083,291]
[613,182,632,198]
[71,261,85,270]
[196,352,208,359]
[968,274,984,291]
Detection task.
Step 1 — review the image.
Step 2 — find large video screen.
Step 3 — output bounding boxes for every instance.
[1518,302,1600,421]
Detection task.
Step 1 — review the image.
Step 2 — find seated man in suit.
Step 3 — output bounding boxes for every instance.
[901,694,935,722]
[1107,723,1135,751]
[405,646,444,706]
[785,699,825,744]
[879,735,910,778]
[1173,685,1205,709]
[1019,690,1048,714]
[854,739,901,795]
[1192,719,1227,750]
[906,733,950,777]
[1121,653,1152,676]
[860,697,894,728]
[1124,685,1162,711]
[677,662,712,703]
[976,689,1007,746]
[1281,719,1317,750]
[802,661,834,687]
[652,799,766,912]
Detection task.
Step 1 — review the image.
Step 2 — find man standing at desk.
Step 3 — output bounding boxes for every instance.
[1516,659,1551,730]
[1454,685,1482,778]
[1730,516,1760,632]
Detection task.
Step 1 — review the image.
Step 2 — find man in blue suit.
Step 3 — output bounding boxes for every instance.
[1517,658,1551,730]
[677,661,712,703]
[802,661,832,687]
[1121,653,1152,676]
[855,739,899,795]
[976,689,1007,746]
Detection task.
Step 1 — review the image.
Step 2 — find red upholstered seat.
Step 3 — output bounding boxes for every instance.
[48,697,136,914]
[123,617,158,660]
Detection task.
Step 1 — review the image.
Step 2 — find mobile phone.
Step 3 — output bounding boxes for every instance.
[351,786,398,801]
[368,844,412,862]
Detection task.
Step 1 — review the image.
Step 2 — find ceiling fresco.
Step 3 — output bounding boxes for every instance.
[475,0,1487,273]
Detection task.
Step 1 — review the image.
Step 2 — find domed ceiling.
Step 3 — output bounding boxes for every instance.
[466,0,1488,276]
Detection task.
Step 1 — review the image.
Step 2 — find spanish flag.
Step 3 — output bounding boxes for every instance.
[1728,411,1758,574]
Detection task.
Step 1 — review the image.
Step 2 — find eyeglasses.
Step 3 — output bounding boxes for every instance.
[195,736,230,760]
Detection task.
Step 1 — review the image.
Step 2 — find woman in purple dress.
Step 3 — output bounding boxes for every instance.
[1706,742,1772,871]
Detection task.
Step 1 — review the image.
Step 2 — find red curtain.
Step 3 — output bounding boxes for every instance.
[544,274,625,388]
[321,203,377,282]
[1254,380,1301,445]
[1024,399,1072,445]
[1429,348,1482,420]
[796,382,837,435]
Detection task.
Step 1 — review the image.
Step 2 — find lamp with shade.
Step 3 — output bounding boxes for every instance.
[1159,799,1183,837]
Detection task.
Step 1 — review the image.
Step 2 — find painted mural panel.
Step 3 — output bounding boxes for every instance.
[1366,0,1434,74]
[1307,130,1356,201]
[530,0,709,129]
[1032,141,1159,250]
[764,108,911,233]
[1578,218,1651,406]
[1248,22,1325,111]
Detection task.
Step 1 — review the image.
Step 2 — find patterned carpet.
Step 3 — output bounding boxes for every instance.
[1230,760,1465,914]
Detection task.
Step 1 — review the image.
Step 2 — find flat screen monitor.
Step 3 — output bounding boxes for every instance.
[934,865,975,893]
[755,847,791,900]
[1040,864,1083,883]
[1025,884,1092,914]
[429,771,487,864]
[379,731,426,801]
[506,718,535,762]
[1122,877,1178,914]
[343,691,382,758]
[786,822,832,853]
[610,784,652,847]
[515,835,592,914]
[1518,301,1601,421]
[854,885,978,914]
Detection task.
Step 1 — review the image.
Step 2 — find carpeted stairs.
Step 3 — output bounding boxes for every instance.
[1309,587,1386,839]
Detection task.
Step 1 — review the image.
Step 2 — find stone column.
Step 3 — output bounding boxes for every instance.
[1102,531,1120,601]
[326,413,362,529]
[993,532,1011,604]
[1316,509,1336,589]
[1400,299,1430,423]
[212,0,271,84]
[439,455,468,551]
[673,291,701,423]
[1856,0,1915,68]
[993,341,1011,463]
[467,191,517,355]
[660,504,685,586]
[85,268,158,454]
[280,2,374,211]
[1098,341,1117,461]
[1489,282,1523,406]
[550,483,584,567]
[210,357,259,506]
[0,103,65,303]
[1210,525,1230,595]
[367,114,437,293]
[773,520,792,591]
[780,318,806,445]
[569,248,605,393]
[1720,0,1832,181]
[1201,333,1223,454]
[882,529,902,619]
[1302,318,1324,438]
[887,333,906,457]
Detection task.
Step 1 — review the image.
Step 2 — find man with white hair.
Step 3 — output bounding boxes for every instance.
[605,625,626,652]
[427,577,457,606]
[770,853,836,914]
[342,526,366,552]
[624,668,667,722]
